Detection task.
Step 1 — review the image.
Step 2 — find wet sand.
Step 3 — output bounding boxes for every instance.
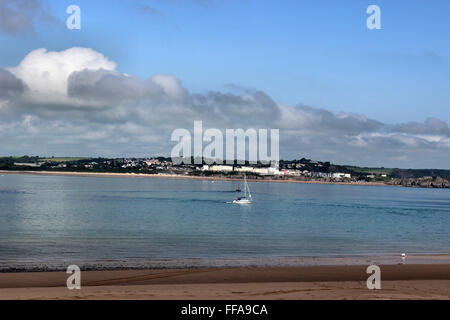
[1,264,449,300]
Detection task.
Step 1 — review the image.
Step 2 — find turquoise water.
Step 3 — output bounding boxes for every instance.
[0,174,449,268]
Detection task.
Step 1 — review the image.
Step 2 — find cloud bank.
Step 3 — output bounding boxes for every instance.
[1,47,450,168]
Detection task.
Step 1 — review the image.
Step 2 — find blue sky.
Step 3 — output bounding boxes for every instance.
[1,0,450,167]
[1,0,449,123]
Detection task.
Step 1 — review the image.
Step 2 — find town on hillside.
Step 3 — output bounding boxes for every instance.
[1,156,449,188]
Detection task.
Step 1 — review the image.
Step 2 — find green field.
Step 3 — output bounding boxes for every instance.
[345,166,395,175]
[40,157,90,162]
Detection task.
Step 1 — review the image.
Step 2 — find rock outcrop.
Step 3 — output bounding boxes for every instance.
[387,176,450,188]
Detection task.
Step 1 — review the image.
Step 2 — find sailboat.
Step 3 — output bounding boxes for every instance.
[233,174,252,204]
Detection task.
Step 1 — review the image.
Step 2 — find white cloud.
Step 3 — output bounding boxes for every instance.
[150,74,186,99]
[8,47,116,99]
[1,47,450,168]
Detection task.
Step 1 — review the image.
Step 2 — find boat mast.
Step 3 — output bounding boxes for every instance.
[244,174,247,198]
[243,174,251,199]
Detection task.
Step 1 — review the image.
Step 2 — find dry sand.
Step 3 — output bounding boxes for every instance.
[1,264,449,300]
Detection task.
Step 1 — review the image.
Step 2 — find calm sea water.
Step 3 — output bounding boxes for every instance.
[0,174,449,268]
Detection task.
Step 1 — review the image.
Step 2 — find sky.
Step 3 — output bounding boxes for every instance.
[0,0,450,168]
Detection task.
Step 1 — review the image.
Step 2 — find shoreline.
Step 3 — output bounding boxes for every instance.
[1,264,449,299]
[0,170,391,187]
[2,254,449,273]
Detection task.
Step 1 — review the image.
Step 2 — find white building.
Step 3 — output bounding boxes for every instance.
[267,166,282,175]
[14,162,42,167]
[253,167,283,176]
[253,168,269,175]
[235,166,254,173]
[211,165,234,172]
[332,173,351,179]
[145,159,160,166]
[283,169,301,176]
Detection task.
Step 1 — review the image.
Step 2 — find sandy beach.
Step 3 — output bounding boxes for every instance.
[0,170,388,187]
[1,264,449,300]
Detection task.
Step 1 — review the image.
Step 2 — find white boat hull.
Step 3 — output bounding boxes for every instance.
[233,198,252,204]
[232,174,252,204]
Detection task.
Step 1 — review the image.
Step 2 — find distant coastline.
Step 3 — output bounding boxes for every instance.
[0,170,392,187]
[2,156,450,188]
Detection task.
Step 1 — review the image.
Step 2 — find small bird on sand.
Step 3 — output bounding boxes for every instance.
[401,253,407,262]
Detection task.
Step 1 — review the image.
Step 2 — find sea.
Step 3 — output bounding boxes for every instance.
[0,173,449,271]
